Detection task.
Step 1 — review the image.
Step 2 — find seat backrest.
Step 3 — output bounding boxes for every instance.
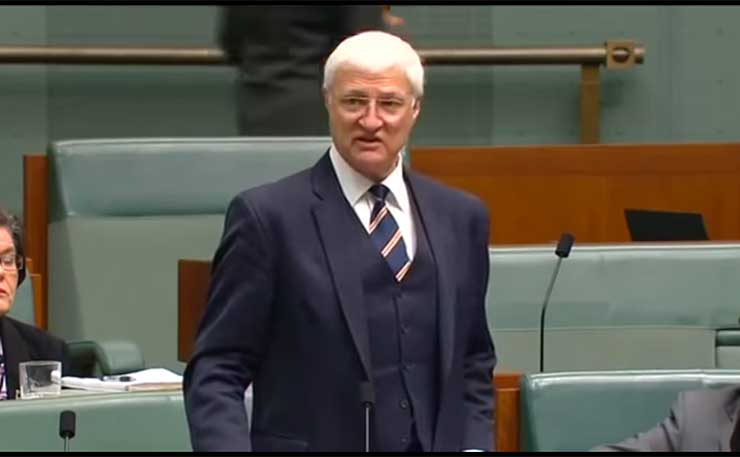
[486,243,740,373]
[48,137,330,372]
[7,278,36,325]
[0,391,189,451]
[521,369,740,451]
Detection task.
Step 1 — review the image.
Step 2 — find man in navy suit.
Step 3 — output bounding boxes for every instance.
[184,30,497,452]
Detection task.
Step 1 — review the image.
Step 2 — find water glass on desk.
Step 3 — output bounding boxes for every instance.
[19,360,62,399]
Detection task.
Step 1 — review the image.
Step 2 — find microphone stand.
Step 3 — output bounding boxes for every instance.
[539,257,564,373]
[539,233,575,373]
[359,382,374,453]
[364,401,372,453]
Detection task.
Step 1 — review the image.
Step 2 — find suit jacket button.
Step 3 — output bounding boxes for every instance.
[400,399,409,409]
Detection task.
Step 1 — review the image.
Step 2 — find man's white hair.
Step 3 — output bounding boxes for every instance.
[323,31,424,98]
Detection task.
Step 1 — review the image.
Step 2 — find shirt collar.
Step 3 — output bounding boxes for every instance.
[329,143,410,212]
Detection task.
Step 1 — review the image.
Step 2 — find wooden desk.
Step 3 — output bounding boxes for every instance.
[411,143,740,245]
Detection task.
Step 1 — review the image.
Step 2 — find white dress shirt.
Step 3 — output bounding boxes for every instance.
[329,144,416,261]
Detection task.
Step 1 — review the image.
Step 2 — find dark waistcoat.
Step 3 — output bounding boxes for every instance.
[359,200,440,452]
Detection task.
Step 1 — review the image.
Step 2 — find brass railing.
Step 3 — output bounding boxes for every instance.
[0,41,645,143]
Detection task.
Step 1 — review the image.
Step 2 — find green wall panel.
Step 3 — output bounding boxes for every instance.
[5,5,740,215]
[0,7,47,215]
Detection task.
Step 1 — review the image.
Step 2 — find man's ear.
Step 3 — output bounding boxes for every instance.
[411,97,422,121]
[322,88,331,111]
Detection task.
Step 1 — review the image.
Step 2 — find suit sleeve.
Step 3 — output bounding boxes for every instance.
[461,202,497,451]
[183,193,277,451]
[591,393,684,452]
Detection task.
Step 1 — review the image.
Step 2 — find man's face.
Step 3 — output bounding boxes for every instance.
[0,228,18,317]
[325,64,421,182]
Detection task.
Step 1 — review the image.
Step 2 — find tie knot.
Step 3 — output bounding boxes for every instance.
[368,184,390,202]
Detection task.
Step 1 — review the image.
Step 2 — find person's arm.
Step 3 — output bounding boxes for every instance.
[591,393,684,452]
[382,5,406,29]
[461,203,497,451]
[183,193,277,452]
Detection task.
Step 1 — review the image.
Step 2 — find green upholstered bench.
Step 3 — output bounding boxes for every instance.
[47,137,330,372]
[487,243,740,373]
[43,137,740,376]
[520,369,740,451]
[10,277,144,377]
[716,327,740,368]
[7,275,37,325]
[0,391,189,451]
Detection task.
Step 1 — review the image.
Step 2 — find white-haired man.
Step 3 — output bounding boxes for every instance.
[184,31,497,452]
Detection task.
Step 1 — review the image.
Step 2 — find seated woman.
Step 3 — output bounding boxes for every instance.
[0,208,68,399]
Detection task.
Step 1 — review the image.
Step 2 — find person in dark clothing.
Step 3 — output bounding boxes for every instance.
[218,5,388,136]
[0,208,68,400]
[593,386,740,452]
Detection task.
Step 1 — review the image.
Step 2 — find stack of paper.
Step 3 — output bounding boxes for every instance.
[62,368,183,392]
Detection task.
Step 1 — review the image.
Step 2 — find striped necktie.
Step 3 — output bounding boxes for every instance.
[368,184,411,282]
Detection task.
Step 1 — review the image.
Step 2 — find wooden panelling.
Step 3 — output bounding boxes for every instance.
[23,154,48,329]
[177,259,211,362]
[411,143,740,244]
[29,272,42,322]
[494,371,523,452]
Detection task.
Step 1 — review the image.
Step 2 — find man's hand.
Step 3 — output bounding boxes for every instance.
[383,6,406,28]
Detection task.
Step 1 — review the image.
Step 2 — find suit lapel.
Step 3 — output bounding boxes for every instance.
[310,153,373,380]
[405,170,456,387]
[1,318,30,399]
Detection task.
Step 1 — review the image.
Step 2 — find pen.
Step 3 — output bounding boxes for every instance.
[101,375,134,382]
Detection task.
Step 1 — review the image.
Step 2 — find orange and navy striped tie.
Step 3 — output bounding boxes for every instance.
[368,184,411,282]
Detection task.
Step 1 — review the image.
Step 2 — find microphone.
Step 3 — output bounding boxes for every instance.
[59,410,76,452]
[359,381,375,453]
[539,232,575,373]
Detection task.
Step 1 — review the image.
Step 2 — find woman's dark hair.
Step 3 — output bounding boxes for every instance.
[0,207,26,285]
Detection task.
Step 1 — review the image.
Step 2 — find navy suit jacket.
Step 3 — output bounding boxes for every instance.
[183,152,496,452]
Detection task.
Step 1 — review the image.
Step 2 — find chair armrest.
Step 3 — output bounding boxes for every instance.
[67,340,145,376]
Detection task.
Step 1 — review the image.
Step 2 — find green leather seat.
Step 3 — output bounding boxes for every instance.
[48,137,330,372]
[521,369,740,451]
[0,391,189,451]
[716,327,740,368]
[8,275,144,376]
[7,277,36,324]
[44,136,740,375]
[487,243,740,373]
